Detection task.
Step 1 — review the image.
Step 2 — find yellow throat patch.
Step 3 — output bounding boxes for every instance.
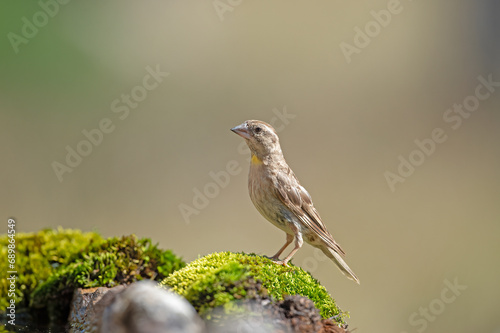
[251,154,263,165]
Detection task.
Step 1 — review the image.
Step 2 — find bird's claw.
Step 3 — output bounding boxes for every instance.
[272,260,288,266]
[264,255,288,266]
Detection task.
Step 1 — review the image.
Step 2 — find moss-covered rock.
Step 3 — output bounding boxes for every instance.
[161,252,347,324]
[0,228,185,325]
[30,234,185,321]
[0,228,103,311]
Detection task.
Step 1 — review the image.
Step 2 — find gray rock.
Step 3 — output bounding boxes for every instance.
[206,295,347,333]
[68,281,205,333]
[99,280,206,333]
[69,285,126,333]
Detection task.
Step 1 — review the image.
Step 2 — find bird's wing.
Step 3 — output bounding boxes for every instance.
[275,168,346,256]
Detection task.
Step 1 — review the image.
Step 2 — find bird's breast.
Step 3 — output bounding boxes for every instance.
[248,164,293,232]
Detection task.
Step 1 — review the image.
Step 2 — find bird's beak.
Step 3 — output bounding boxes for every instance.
[231,122,251,139]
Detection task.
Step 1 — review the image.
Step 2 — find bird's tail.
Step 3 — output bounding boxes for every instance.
[321,247,360,284]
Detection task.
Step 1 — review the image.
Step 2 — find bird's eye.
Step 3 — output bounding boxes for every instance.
[254,127,262,134]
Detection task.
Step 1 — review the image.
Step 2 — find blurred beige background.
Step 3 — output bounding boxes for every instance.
[1,1,499,332]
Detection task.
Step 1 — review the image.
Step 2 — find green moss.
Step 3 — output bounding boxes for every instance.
[186,262,243,311]
[0,228,185,325]
[0,228,103,310]
[161,252,346,323]
[30,234,185,320]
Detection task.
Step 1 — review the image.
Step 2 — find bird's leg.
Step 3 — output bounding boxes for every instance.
[275,232,303,266]
[267,233,293,261]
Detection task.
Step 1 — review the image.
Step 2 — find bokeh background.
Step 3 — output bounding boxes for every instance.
[1,1,499,332]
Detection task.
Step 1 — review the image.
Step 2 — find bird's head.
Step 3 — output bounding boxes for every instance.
[231,120,283,161]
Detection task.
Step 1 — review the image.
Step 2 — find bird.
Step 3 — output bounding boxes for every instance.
[231,120,359,284]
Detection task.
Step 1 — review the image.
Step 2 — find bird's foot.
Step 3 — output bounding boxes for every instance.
[271,259,289,266]
[264,255,289,266]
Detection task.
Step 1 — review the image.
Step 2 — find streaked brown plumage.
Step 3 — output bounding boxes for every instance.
[231,120,359,284]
